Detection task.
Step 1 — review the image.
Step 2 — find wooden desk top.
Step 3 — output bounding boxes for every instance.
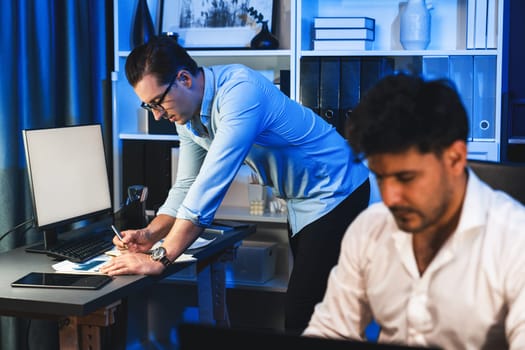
[0,225,255,318]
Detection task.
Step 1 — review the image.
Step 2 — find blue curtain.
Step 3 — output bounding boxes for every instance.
[0,1,112,348]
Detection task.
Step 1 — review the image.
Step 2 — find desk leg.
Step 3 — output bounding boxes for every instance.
[210,260,229,327]
[197,254,231,327]
[58,300,121,350]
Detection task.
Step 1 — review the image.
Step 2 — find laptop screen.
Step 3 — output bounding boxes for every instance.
[177,323,441,350]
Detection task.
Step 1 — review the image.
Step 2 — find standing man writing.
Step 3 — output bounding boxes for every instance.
[303,73,525,349]
[101,36,370,333]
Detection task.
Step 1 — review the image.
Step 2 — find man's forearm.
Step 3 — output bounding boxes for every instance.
[146,214,176,242]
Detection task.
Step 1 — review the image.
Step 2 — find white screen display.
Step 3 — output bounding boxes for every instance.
[23,124,112,228]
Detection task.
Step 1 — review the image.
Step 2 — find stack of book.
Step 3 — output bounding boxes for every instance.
[313,17,375,51]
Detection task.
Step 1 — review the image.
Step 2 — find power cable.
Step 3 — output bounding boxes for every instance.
[0,217,34,243]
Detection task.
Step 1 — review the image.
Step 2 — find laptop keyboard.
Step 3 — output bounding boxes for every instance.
[47,233,115,263]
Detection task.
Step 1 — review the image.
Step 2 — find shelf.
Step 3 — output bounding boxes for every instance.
[120,132,180,141]
[298,0,497,53]
[161,269,289,293]
[509,138,525,145]
[216,206,287,224]
[189,49,292,57]
[467,141,500,161]
[301,49,499,57]
[226,272,288,292]
[118,49,292,58]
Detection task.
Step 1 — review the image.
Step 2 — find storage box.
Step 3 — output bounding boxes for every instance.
[227,240,277,284]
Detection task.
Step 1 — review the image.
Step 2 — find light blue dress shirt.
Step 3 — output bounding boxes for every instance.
[157,64,369,235]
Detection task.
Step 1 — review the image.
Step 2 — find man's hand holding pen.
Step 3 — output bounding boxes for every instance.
[111,225,128,250]
[110,225,155,253]
[102,226,164,276]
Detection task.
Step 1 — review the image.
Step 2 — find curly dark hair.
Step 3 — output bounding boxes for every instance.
[346,73,469,159]
[125,36,200,87]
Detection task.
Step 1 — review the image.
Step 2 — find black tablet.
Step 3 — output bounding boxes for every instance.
[11,272,113,290]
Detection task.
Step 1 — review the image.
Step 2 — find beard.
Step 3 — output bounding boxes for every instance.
[390,206,423,232]
[389,199,449,235]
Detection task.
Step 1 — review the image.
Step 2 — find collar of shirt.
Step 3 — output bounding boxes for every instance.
[390,169,490,278]
[200,66,215,119]
[183,67,214,138]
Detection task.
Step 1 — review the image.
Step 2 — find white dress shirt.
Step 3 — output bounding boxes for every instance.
[304,169,525,350]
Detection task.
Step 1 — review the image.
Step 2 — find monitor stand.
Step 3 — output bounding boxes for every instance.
[25,229,59,254]
[25,215,114,255]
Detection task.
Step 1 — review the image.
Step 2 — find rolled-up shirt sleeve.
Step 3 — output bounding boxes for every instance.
[156,127,206,218]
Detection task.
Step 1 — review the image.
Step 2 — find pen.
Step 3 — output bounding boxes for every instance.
[111,225,124,242]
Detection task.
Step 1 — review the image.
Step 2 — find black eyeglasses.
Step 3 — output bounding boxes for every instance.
[140,75,176,113]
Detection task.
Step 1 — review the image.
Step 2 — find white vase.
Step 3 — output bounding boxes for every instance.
[400,0,431,50]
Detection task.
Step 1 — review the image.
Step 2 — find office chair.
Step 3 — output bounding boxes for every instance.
[468,160,525,205]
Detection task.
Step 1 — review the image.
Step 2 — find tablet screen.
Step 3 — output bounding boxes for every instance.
[11,272,113,290]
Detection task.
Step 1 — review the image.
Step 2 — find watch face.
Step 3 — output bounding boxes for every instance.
[152,246,166,261]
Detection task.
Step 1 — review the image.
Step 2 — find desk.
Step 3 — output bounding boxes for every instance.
[0,225,255,350]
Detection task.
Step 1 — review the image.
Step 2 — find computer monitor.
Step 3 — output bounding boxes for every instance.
[177,323,441,350]
[22,124,112,252]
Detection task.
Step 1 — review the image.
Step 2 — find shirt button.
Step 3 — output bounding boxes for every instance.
[407,293,434,333]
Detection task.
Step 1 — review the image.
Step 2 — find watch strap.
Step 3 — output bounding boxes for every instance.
[157,255,172,267]
[151,246,172,267]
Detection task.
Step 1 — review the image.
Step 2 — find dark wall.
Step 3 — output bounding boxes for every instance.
[504,0,525,162]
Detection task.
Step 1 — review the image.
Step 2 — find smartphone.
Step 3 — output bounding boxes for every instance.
[11,272,113,290]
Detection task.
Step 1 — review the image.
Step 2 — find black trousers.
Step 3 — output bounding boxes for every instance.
[284,178,370,334]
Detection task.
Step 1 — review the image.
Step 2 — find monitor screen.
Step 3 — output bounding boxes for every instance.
[22,124,112,232]
[177,323,442,350]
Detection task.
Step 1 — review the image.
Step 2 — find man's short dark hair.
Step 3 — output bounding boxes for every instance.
[346,73,469,159]
[125,36,200,87]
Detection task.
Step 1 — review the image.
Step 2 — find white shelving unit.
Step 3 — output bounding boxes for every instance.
[113,0,294,291]
[112,0,295,205]
[296,0,504,162]
[113,0,507,292]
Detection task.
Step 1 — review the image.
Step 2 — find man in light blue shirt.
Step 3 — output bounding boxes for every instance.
[101,36,370,333]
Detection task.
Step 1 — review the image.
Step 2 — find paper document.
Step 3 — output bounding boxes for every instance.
[187,236,216,250]
[52,255,110,274]
[173,253,197,263]
[105,246,197,262]
[53,250,197,274]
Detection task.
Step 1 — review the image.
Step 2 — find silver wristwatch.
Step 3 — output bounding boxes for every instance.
[150,246,172,267]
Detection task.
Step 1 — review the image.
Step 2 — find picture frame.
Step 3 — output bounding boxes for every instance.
[160,0,274,49]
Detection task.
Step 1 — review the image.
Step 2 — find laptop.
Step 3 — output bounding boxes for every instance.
[177,323,441,350]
